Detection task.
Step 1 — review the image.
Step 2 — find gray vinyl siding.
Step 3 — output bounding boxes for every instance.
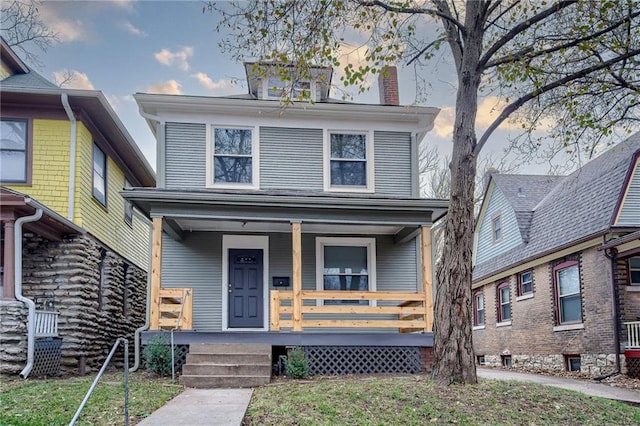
[162,232,223,331]
[475,186,523,265]
[260,127,323,191]
[161,231,420,331]
[165,122,206,189]
[374,131,413,197]
[616,161,640,226]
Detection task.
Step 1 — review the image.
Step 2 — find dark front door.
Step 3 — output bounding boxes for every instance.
[228,249,263,328]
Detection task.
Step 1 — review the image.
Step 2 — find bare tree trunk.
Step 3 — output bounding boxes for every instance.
[432,2,484,385]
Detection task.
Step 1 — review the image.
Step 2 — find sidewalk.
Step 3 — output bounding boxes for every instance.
[477,368,640,404]
[136,388,253,426]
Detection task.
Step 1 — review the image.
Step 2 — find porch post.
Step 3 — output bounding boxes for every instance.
[421,226,433,332]
[150,217,163,330]
[2,219,16,299]
[292,221,302,331]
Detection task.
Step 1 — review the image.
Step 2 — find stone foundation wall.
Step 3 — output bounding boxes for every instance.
[0,233,147,375]
[482,352,618,376]
[0,300,27,374]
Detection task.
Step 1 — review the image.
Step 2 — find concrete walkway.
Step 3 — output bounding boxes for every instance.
[136,388,253,426]
[477,368,640,404]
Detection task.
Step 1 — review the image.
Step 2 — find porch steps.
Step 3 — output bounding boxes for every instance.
[179,343,272,388]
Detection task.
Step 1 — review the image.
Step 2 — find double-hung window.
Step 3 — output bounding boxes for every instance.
[0,119,28,183]
[325,131,373,192]
[473,290,485,327]
[518,270,533,296]
[211,127,256,187]
[496,282,511,323]
[93,143,107,206]
[492,215,502,242]
[629,257,640,285]
[316,237,376,306]
[554,261,582,324]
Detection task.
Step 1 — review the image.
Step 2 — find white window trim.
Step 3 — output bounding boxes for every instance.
[496,320,512,328]
[323,129,375,193]
[473,325,486,331]
[553,323,584,332]
[315,237,377,306]
[206,125,260,190]
[221,235,269,331]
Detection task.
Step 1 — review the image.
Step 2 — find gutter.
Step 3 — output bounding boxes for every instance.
[129,208,153,372]
[15,207,43,379]
[61,93,77,221]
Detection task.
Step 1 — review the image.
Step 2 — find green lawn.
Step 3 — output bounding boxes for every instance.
[244,375,640,426]
[0,371,182,426]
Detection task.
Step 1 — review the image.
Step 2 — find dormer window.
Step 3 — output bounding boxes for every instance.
[264,76,312,100]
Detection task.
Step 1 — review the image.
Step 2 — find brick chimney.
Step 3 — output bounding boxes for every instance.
[378,66,399,106]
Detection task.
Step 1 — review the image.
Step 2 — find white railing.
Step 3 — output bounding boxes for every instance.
[34,310,59,337]
[624,321,640,349]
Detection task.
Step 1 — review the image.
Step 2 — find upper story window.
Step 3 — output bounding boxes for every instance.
[473,290,485,327]
[0,118,28,183]
[517,270,534,296]
[316,237,376,306]
[553,260,582,324]
[124,178,133,226]
[210,127,257,188]
[629,257,640,285]
[264,76,312,100]
[92,143,107,206]
[324,131,374,192]
[496,282,511,323]
[492,215,502,242]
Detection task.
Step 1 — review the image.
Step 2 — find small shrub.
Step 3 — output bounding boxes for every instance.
[143,335,173,376]
[284,347,309,379]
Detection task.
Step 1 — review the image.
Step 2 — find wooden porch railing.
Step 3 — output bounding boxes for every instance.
[625,321,640,349]
[270,290,431,332]
[34,310,59,337]
[152,288,193,330]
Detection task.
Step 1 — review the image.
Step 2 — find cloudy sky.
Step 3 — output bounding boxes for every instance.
[22,0,542,175]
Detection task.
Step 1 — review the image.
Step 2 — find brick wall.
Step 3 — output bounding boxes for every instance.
[0,233,147,375]
[473,246,618,375]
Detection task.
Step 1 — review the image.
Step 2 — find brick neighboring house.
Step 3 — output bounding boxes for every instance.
[471,133,640,376]
[0,38,155,376]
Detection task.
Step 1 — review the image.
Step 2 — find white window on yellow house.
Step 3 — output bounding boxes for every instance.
[93,143,107,206]
[0,118,28,183]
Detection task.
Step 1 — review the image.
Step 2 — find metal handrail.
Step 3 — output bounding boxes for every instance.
[171,289,191,382]
[69,338,129,426]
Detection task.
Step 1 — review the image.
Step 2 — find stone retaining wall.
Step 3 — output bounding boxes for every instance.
[483,353,619,376]
[0,233,147,375]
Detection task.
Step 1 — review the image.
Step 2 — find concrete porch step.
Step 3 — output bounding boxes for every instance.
[179,374,271,388]
[186,353,271,365]
[182,363,272,376]
[189,343,271,355]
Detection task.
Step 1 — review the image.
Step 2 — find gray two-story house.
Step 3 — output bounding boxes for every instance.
[125,64,447,386]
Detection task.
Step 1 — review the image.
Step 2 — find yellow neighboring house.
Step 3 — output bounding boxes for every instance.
[0,37,155,377]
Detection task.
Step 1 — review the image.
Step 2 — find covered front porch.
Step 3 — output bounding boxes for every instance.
[127,189,448,338]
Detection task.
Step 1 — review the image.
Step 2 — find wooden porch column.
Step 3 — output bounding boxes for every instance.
[150,217,163,330]
[292,221,302,331]
[421,226,434,332]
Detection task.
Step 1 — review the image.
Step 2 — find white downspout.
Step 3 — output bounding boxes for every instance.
[61,93,77,221]
[129,209,153,372]
[15,207,44,379]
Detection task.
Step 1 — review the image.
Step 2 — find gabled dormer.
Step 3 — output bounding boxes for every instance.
[244,62,333,102]
[612,149,640,227]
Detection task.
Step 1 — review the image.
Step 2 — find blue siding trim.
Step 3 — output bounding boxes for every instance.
[374,131,412,197]
[165,122,206,189]
[260,127,323,191]
[617,161,640,226]
[475,186,523,265]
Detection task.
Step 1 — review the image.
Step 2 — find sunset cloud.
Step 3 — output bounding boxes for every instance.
[147,80,182,95]
[154,47,194,71]
[53,69,95,90]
